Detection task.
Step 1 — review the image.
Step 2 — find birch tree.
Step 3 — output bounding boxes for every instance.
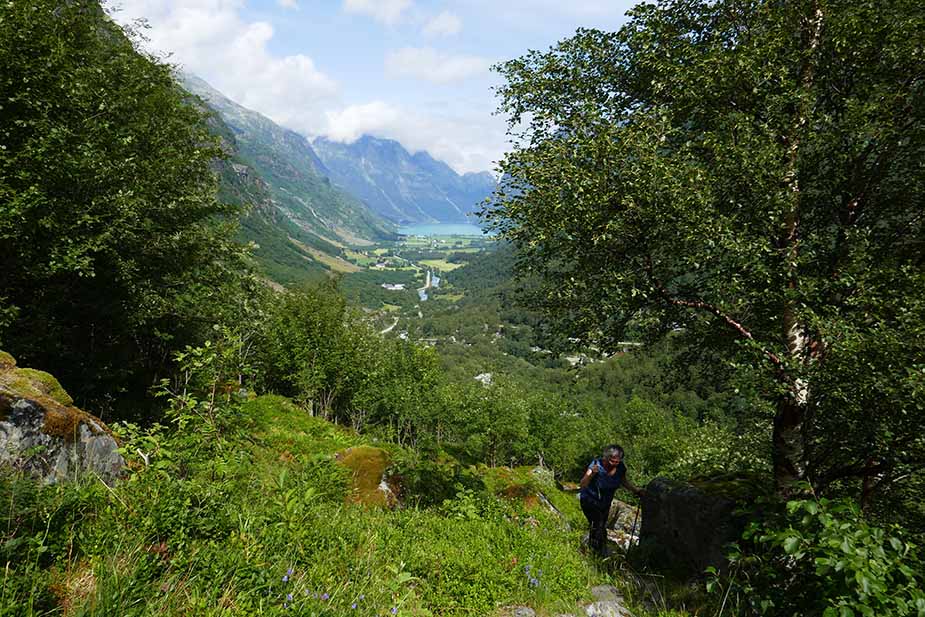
[486,0,925,505]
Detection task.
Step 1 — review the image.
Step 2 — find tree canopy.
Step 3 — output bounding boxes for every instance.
[485,0,924,515]
[0,0,246,411]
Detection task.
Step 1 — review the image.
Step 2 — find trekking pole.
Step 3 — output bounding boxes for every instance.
[629,505,640,548]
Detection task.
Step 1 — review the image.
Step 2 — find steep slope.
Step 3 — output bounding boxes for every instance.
[313,135,496,225]
[182,75,396,248]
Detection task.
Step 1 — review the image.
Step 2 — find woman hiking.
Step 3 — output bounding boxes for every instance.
[579,444,645,556]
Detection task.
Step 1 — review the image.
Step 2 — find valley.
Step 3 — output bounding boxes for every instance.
[2,3,922,616]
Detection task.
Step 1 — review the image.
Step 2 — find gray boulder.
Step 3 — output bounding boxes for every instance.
[608,499,641,534]
[640,476,764,576]
[584,585,631,617]
[0,351,124,485]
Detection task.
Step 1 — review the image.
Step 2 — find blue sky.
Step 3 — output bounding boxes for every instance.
[109,0,637,173]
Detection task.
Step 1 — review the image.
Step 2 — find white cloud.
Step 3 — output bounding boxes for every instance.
[343,0,412,25]
[324,102,403,142]
[385,47,491,84]
[108,0,338,135]
[323,101,506,174]
[277,0,298,9]
[423,11,461,37]
[106,1,503,174]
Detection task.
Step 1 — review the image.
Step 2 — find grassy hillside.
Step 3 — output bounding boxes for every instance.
[1,394,630,617]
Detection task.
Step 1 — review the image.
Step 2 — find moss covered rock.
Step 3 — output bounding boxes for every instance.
[336,445,396,508]
[0,351,16,370]
[14,368,73,406]
[0,351,123,484]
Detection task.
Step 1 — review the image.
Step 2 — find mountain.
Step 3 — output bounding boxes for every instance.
[313,135,497,225]
[181,75,396,251]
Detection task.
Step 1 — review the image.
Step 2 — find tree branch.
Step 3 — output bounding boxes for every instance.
[645,257,786,372]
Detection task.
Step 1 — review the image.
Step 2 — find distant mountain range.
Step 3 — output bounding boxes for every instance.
[179,74,497,285]
[183,74,496,229]
[182,74,394,247]
[313,136,496,225]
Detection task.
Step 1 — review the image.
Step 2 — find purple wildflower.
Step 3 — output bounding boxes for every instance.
[321,593,329,601]
[391,608,398,615]
[287,593,293,602]
[287,568,294,577]
[282,575,289,583]
[351,603,358,609]
[529,577,539,587]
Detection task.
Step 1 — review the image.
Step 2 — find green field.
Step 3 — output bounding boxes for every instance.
[420,259,464,272]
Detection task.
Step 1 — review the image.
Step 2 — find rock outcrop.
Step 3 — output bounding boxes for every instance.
[606,499,641,549]
[0,351,124,485]
[336,445,399,508]
[500,584,631,617]
[640,476,764,575]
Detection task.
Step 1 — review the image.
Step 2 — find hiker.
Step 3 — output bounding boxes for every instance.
[579,444,645,556]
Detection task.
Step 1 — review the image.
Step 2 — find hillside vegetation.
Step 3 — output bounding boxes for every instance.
[1,1,923,616]
[1,385,607,616]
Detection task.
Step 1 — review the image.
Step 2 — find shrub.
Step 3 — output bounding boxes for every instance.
[711,496,925,616]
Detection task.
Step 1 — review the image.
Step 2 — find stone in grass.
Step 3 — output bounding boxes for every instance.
[336,445,398,508]
[583,585,631,617]
[607,500,640,534]
[0,350,124,485]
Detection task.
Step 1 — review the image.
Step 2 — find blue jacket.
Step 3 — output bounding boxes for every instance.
[579,459,626,509]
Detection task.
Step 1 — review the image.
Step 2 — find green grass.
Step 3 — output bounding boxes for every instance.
[419,260,463,272]
[3,394,651,617]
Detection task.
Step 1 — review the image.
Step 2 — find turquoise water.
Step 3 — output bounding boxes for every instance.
[398,223,492,237]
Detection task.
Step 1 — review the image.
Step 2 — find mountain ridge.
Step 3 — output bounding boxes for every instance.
[313,135,496,225]
[181,74,394,248]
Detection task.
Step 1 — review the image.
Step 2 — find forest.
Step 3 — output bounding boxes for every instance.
[1,1,923,616]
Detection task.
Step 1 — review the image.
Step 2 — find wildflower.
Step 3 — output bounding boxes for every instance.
[529,577,539,587]
[282,575,289,583]
[287,593,293,602]
[391,608,398,614]
[287,568,294,577]
[351,603,358,609]
[321,593,330,601]
[359,594,365,600]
